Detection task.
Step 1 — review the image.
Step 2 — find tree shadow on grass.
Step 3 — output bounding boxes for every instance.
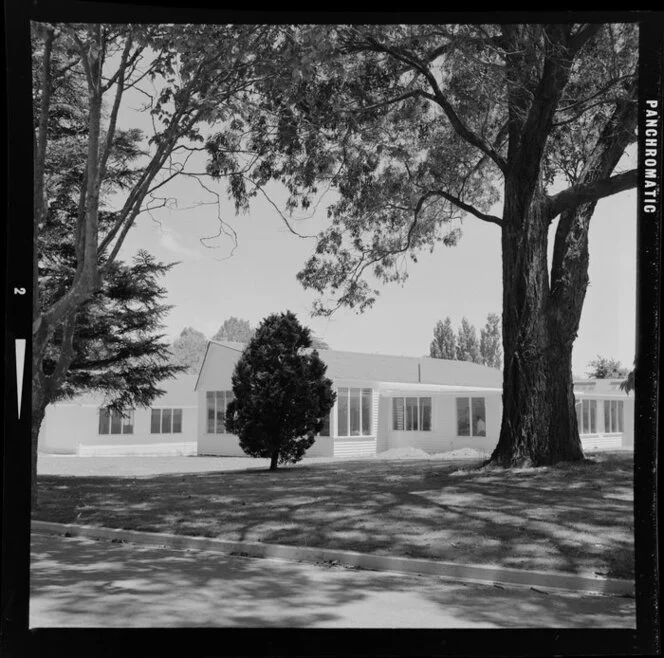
[30,534,635,628]
[35,452,634,580]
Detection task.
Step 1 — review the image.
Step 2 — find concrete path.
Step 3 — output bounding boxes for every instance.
[30,533,635,628]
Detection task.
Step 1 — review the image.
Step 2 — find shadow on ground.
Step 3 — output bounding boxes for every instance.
[30,535,635,628]
[35,452,634,579]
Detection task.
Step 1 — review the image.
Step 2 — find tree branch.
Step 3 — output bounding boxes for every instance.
[357,34,508,174]
[98,34,132,184]
[546,169,637,221]
[429,189,503,226]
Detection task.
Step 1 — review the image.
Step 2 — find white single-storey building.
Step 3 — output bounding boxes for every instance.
[572,377,635,451]
[38,374,198,456]
[37,341,634,458]
[195,340,634,459]
[195,340,505,458]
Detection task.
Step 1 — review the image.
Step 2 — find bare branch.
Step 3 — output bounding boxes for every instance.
[546,169,637,221]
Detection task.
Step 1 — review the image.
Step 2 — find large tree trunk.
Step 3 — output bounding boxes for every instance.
[489,188,585,467]
[31,381,49,511]
[269,449,280,471]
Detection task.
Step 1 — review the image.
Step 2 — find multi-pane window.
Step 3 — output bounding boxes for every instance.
[576,399,597,434]
[456,397,486,436]
[98,408,134,435]
[337,388,373,437]
[206,390,234,434]
[151,408,183,434]
[392,397,432,431]
[604,400,624,433]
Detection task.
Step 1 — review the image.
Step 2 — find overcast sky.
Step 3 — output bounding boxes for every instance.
[115,64,637,380]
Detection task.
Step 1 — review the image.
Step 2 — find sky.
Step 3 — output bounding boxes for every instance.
[116,165,637,379]
[113,58,637,380]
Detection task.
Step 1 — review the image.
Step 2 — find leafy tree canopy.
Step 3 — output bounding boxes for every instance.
[170,327,209,374]
[586,355,628,379]
[205,23,637,467]
[212,317,255,344]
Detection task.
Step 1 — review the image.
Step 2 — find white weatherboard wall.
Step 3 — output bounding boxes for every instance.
[39,404,197,456]
[38,374,199,456]
[381,389,501,456]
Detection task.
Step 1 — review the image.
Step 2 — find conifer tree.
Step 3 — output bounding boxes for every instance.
[480,313,503,369]
[456,317,481,363]
[225,311,335,470]
[429,317,456,359]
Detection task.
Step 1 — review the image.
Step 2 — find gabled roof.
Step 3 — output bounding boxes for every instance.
[203,341,503,389]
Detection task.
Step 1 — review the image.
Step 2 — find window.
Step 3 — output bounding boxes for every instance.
[392,397,432,431]
[151,408,183,434]
[98,408,134,435]
[604,400,624,433]
[456,397,486,437]
[337,388,373,437]
[576,399,597,434]
[206,390,234,434]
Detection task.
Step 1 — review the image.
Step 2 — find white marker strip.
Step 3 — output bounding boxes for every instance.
[16,339,25,419]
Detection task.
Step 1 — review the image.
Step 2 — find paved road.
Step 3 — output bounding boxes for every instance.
[30,533,635,628]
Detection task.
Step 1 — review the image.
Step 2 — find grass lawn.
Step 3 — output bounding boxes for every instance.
[35,451,634,580]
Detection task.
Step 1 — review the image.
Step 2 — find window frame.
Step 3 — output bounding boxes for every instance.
[576,399,598,435]
[206,390,234,434]
[392,396,433,432]
[456,396,486,437]
[603,399,624,433]
[337,387,373,438]
[98,407,135,435]
[151,407,183,434]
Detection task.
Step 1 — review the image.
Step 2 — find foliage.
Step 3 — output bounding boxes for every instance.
[170,327,209,374]
[212,317,255,344]
[311,336,331,350]
[480,313,502,369]
[586,355,628,379]
[455,317,481,363]
[429,317,456,359]
[619,369,635,395]
[225,311,336,469]
[45,251,184,410]
[208,24,636,315]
